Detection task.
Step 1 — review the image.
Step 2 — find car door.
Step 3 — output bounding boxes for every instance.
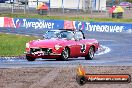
[66,39,78,57]
[75,31,87,56]
[61,31,78,57]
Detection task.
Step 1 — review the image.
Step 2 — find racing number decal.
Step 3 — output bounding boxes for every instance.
[80,44,86,53]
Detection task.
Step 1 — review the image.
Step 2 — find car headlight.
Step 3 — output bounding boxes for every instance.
[55,45,62,50]
[26,43,30,48]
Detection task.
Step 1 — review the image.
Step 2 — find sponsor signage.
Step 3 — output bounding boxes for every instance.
[85,22,124,32]
[0,17,4,27]
[14,18,64,29]
[74,21,132,33]
[76,65,131,85]
[84,22,132,33]
[3,17,64,29]
[2,17,132,33]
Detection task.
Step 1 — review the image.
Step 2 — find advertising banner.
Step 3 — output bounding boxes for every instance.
[4,17,15,28]
[0,17,4,27]
[2,17,132,33]
[71,21,132,33]
[3,17,64,29]
[83,22,132,33]
[13,18,64,29]
[72,21,85,30]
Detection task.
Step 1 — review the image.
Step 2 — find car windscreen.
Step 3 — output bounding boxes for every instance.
[44,31,59,39]
[44,30,74,40]
[60,31,74,40]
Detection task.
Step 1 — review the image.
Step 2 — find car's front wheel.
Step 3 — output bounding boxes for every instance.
[26,55,36,61]
[85,46,95,60]
[60,48,69,61]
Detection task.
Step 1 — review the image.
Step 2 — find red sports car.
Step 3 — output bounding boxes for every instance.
[25,29,99,61]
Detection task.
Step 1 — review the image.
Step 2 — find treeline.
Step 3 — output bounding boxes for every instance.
[124,0,132,3]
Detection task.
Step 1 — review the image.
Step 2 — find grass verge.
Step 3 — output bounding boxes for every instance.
[0,13,132,23]
[0,33,38,56]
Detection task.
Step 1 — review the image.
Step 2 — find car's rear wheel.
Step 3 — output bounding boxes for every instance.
[26,55,36,61]
[60,48,69,61]
[85,46,95,60]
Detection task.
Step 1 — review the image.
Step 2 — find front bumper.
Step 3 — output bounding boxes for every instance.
[25,47,63,59]
[24,51,61,56]
[25,51,61,59]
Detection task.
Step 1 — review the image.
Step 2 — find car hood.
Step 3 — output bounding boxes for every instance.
[29,39,67,48]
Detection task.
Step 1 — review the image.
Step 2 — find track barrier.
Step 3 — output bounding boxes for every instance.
[0,17,132,33]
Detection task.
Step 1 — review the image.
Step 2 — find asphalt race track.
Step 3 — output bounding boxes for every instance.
[0,28,132,68]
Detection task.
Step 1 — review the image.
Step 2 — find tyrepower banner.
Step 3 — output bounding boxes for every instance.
[3,17,64,29]
[2,17,132,33]
[73,21,132,33]
[84,22,132,33]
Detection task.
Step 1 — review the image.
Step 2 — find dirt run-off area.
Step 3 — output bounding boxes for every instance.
[0,66,132,88]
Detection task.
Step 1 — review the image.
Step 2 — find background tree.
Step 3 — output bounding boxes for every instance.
[124,0,132,3]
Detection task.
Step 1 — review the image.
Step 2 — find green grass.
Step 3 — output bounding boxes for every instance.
[0,13,132,23]
[0,33,38,56]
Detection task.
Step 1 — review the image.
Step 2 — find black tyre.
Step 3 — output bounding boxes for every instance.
[60,48,69,61]
[76,75,86,85]
[85,46,94,60]
[26,55,36,61]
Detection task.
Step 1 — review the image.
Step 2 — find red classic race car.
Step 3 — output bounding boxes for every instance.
[25,29,99,61]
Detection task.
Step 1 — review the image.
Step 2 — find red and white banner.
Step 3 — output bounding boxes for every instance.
[0,17,4,27]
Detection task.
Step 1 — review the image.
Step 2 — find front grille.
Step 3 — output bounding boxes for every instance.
[30,48,52,54]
